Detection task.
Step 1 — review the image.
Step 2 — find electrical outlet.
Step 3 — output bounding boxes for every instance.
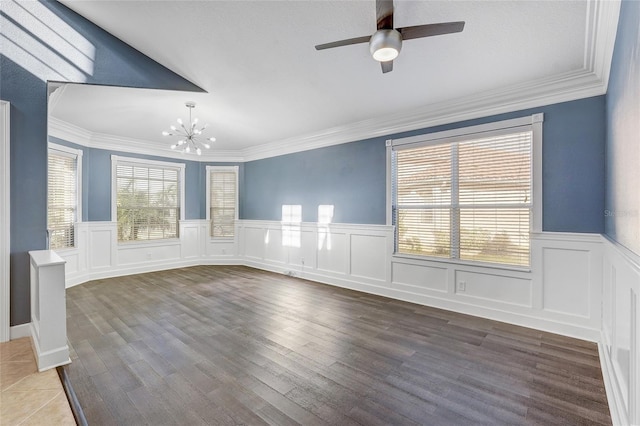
[457,281,466,292]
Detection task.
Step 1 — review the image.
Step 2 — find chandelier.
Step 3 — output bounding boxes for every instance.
[162,102,215,155]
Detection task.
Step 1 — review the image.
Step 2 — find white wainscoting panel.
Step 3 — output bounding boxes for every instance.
[53,219,635,423]
[455,270,532,307]
[350,234,387,281]
[317,232,348,275]
[533,233,603,332]
[180,221,201,259]
[237,223,603,341]
[601,236,640,426]
[58,220,240,287]
[243,226,266,260]
[88,223,117,270]
[391,260,448,293]
[117,242,182,265]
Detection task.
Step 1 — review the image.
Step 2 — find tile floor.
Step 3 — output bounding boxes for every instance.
[0,337,75,425]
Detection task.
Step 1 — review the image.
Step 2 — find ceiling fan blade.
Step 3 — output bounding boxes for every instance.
[398,21,465,41]
[381,61,393,73]
[376,0,394,30]
[315,35,371,50]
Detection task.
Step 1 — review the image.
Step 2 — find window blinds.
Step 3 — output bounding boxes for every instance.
[393,130,532,267]
[116,164,180,241]
[209,170,237,238]
[48,151,77,249]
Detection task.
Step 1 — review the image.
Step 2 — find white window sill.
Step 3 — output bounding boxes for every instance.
[392,252,532,274]
[117,238,181,248]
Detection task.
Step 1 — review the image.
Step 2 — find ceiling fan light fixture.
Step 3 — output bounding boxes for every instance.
[369,29,402,62]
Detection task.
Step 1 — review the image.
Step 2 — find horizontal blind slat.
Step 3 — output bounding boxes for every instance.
[48,152,77,249]
[394,129,532,267]
[210,170,237,238]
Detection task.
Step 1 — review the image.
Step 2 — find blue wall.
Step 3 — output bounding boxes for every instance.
[605,0,640,256]
[243,96,606,233]
[49,137,243,222]
[243,139,386,223]
[1,0,202,326]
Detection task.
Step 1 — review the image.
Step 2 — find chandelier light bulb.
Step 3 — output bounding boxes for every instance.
[162,102,216,155]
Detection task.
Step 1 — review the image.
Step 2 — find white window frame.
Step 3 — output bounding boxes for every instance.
[386,114,543,269]
[48,142,83,250]
[205,165,239,240]
[111,155,185,244]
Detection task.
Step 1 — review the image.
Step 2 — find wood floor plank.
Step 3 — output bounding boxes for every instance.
[65,265,612,425]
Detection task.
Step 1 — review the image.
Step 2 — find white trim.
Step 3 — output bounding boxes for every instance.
[385,140,393,226]
[48,142,83,158]
[532,114,543,233]
[110,154,186,222]
[387,114,542,268]
[48,142,83,247]
[10,323,31,340]
[44,0,620,165]
[48,117,244,162]
[0,101,9,343]
[598,340,628,426]
[389,115,538,148]
[205,165,239,221]
[205,165,239,240]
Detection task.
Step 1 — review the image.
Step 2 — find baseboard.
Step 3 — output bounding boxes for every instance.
[29,322,71,372]
[243,258,602,342]
[599,339,629,426]
[10,322,31,339]
[65,258,211,288]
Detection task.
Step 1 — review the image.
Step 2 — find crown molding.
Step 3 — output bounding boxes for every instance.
[241,68,606,162]
[48,116,92,146]
[48,117,244,162]
[49,0,619,164]
[241,0,620,162]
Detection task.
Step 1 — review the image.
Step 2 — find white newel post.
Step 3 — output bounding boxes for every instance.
[29,250,70,371]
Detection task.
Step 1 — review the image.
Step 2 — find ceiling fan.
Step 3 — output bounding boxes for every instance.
[315,0,465,73]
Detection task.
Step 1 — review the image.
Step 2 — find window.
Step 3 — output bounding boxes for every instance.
[282,205,302,247]
[47,144,82,249]
[390,116,542,267]
[206,166,238,238]
[112,156,185,242]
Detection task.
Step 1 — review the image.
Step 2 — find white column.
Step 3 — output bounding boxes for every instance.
[29,250,70,371]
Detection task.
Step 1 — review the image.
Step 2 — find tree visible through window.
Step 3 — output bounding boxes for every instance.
[116,163,180,242]
[392,129,532,267]
[48,146,80,249]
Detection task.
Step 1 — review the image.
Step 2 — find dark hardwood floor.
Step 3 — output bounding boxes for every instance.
[65,265,611,425]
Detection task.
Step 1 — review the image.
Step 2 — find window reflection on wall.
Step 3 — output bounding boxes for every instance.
[281,205,302,247]
[317,205,334,250]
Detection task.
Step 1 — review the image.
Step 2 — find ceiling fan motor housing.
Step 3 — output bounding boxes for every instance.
[369,29,403,62]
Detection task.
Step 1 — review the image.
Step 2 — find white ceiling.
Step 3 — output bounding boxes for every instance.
[50,0,619,161]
